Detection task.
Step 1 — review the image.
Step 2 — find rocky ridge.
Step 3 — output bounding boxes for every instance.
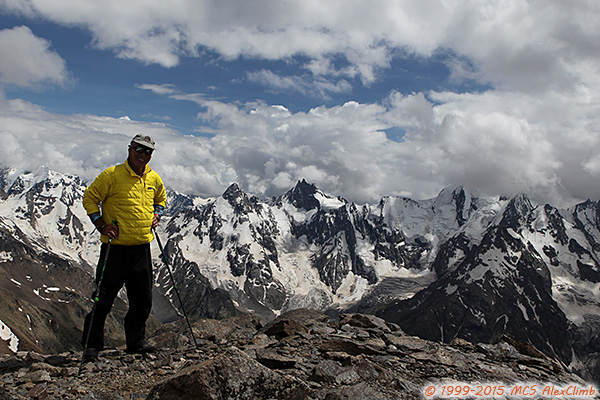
[0,309,593,400]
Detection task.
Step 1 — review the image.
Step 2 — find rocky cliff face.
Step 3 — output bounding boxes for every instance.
[375,195,600,381]
[0,310,592,400]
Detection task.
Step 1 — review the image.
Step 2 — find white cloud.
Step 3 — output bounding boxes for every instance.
[0,26,69,88]
[1,85,599,208]
[385,88,600,206]
[443,1,600,94]
[136,83,179,96]
[246,69,351,100]
[4,0,596,92]
[149,86,599,206]
[0,99,175,182]
[584,156,600,176]
[1,0,599,208]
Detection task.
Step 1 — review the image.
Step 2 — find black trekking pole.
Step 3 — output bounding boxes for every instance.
[78,220,117,375]
[153,228,199,348]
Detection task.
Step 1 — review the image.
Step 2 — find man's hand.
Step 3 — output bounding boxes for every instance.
[101,222,119,240]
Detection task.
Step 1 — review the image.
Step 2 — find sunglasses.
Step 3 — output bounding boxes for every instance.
[131,145,154,156]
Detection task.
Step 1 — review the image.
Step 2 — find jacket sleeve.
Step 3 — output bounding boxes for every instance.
[154,174,167,209]
[83,169,112,216]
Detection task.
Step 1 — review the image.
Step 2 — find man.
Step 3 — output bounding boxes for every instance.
[81,134,167,362]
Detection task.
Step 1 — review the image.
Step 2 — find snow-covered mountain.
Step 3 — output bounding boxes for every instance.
[0,167,599,381]
[0,166,95,268]
[162,179,440,322]
[376,194,600,381]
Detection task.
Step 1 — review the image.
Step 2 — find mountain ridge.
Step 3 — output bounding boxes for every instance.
[0,165,599,382]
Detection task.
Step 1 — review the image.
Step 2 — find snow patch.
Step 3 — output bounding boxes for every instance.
[333,272,368,304]
[0,251,12,262]
[517,300,529,321]
[445,284,458,295]
[468,265,488,282]
[0,319,19,352]
[314,192,344,210]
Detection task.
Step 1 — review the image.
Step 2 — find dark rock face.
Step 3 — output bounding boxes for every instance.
[283,179,320,211]
[0,224,129,355]
[1,309,587,399]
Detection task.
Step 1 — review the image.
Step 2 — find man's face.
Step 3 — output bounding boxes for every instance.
[128,143,153,172]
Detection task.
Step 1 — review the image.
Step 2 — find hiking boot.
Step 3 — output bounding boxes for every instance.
[126,342,157,354]
[82,348,98,363]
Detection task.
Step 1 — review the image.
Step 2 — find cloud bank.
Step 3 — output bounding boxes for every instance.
[0,0,599,207]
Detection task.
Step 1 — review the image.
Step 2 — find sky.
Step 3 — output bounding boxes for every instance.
[0,0,599,208]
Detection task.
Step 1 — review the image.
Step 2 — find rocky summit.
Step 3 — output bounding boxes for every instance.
[0,309,593,400]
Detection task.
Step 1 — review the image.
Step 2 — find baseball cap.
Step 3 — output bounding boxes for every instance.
[131,134,155,150]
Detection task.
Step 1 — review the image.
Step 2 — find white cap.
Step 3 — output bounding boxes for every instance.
[131,134,155,149]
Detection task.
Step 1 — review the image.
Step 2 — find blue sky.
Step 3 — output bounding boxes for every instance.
[0,13,465,137]
[1,1,599,206]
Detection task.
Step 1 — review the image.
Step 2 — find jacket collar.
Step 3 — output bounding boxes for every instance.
[125,159,149,177]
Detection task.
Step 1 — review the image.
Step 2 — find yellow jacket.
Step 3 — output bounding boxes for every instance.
[83,161,167,245]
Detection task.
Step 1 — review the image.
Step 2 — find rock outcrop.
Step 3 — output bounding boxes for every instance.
[0,309,593,399]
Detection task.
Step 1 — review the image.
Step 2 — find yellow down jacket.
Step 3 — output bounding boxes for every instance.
[83,161,167,245]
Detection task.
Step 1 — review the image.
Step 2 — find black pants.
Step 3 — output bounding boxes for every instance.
[82,243,153,351]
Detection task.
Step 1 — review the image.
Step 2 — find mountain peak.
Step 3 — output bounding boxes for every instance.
[221,183,260,215]
[285,179,320,210]
[499,193,535,229]
[434,185,473,206]
[434,185,479,227]
[222,182,244,200]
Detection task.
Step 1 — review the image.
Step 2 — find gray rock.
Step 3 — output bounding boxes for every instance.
[146,347,309,400]
[339,313,393,333]
[0,310,592,400]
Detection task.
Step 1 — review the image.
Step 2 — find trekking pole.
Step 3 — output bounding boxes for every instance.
[153,228,199,348]
[78,220,117,375]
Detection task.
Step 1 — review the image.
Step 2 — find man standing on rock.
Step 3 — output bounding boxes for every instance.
[81,134,167,362]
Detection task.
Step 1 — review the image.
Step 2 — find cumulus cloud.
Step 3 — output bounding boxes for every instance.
[0,0,599,208]
[2,0,594,91]
[0,25,69,88]
[2,1,599,100]
[443,1,600,94]
[181,90,599,206]
[0,99,173,181]
[2,85,598,208]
